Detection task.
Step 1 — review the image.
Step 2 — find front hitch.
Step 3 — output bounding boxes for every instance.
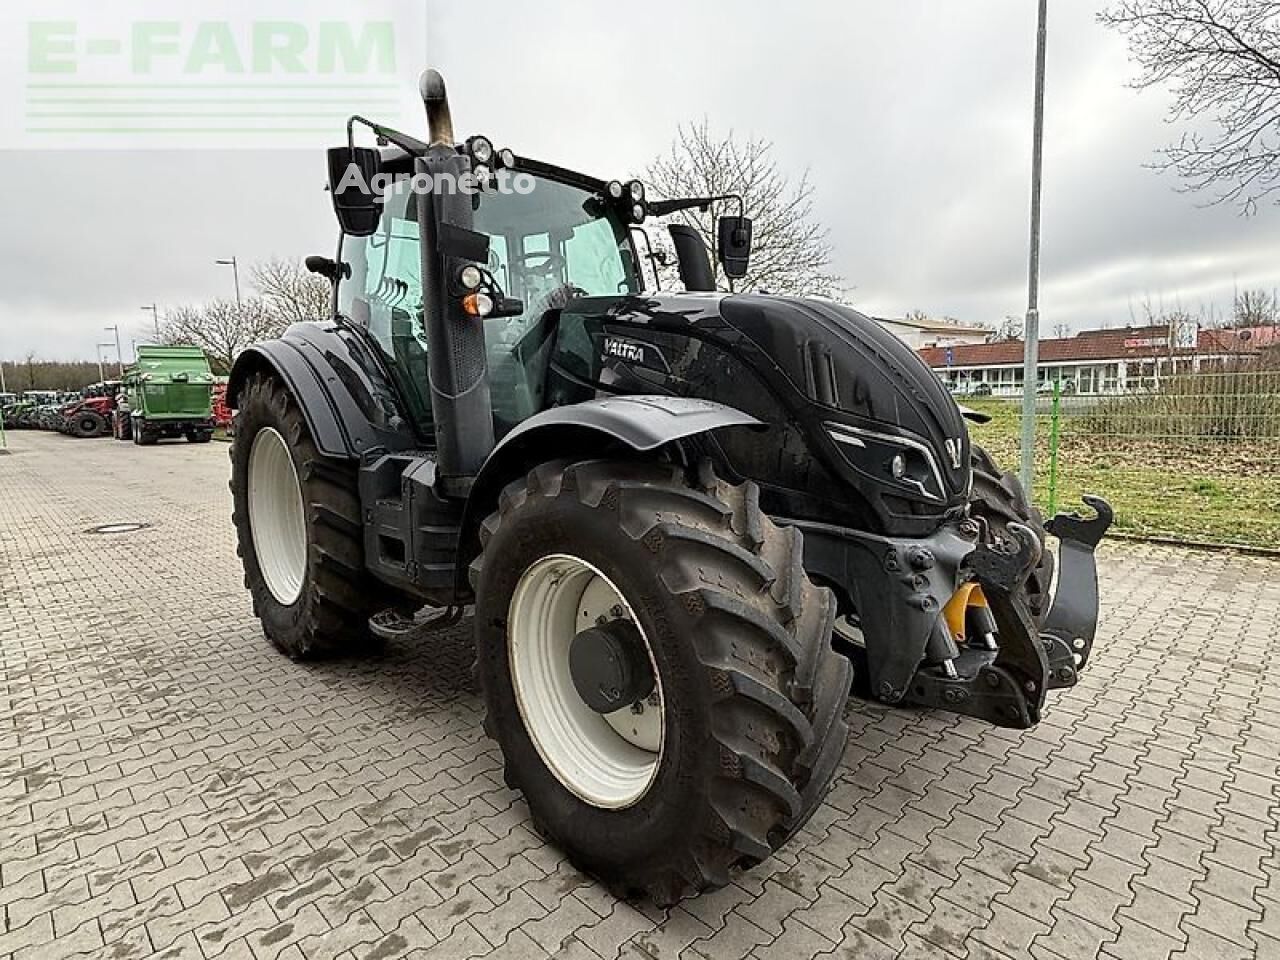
[1040,496,1113,689]
[898,497,1112,729]
[901,523,1050,728]
[795,498,1111,729]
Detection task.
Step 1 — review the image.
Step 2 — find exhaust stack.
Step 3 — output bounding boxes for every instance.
[414,69,495,487]
[420,69,455,148]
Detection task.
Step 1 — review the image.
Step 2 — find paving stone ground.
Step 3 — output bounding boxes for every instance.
[1,429,1278,960]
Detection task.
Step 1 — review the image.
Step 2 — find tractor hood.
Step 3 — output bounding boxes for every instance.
[560,290,971,534]
[718,294,971,498]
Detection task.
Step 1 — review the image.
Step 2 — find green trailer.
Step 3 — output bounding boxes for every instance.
[124,345,215,445]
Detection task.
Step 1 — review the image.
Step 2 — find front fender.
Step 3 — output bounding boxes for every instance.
[495,395,761,454]
[456,395,761,593]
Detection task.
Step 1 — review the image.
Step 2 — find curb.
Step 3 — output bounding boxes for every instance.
[1104,528,1280,559]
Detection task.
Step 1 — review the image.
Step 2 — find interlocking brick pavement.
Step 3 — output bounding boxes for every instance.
[1,430,1277,960]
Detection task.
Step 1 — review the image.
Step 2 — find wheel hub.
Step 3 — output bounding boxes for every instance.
[569,619,655,714]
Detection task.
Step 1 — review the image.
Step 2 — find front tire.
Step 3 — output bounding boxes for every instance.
[471,459,851,903]
[230,372,382,659]
[71,411,107,439]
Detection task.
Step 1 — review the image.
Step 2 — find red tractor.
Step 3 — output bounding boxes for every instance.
[60,382,120,439]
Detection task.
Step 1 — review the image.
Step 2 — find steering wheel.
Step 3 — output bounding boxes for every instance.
[534,283,588,315]
[504,283,588,356]
[515,251,566,278]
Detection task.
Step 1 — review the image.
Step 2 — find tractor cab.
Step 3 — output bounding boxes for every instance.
[331,151,646,439]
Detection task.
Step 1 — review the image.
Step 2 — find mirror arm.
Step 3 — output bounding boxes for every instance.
[346,115,431,157]
[648,193,744,219]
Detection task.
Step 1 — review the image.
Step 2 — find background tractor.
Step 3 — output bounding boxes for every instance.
[228,70,1110,902]
[58,381,121,439]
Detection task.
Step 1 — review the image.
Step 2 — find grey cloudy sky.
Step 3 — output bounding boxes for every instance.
[1,0,1277,362]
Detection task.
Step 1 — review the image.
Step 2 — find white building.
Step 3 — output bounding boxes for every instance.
[917,324,1273,397]
[875,315,992,350]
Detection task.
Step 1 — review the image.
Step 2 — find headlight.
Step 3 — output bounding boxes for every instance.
[628,180,645,201]
[607,180,624,200]
[468,135,493,164]
[825,422,947,501]
[631,202,646,223]
[458,265,483,290]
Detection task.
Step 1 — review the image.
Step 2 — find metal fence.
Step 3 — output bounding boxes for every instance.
[967,367,1280,550]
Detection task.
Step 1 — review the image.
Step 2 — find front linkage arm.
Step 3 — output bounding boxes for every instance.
[905,522,1050,729]
[960,524,1051,726]
[1040,496,1113,690]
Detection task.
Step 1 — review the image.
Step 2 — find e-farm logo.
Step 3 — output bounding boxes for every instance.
[5,3,424,148]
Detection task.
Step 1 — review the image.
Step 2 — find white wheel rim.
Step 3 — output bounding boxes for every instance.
[508,554,664,809]
[247,427,306,606]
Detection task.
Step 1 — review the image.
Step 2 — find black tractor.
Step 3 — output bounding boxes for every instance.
[228,69,1110,903]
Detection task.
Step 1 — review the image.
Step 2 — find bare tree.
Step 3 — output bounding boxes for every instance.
[991,316,1024,341]
[1234,287,1279,325]
[160,298,286,374]
[1052,322,1071,339]
[643,119,843,297]
[251,257,332,326]
[1100,1,1280,212]
[904,309,930,325]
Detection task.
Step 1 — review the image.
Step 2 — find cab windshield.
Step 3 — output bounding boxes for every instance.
[337,170,640,437]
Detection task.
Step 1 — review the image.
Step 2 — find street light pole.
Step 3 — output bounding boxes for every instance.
[216,257,242,308]
[105,325,124,375]
[95,343,110,383]
[1020,0,1049,493]
[140,304,160,339]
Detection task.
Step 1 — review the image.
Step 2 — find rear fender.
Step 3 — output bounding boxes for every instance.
[456,395,761,593]
[227,323,418,459]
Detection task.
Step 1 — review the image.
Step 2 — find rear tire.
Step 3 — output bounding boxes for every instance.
[969,444,1054,622]
[230,371,383,659]
[471,459,850,903]
[133,420,158,445]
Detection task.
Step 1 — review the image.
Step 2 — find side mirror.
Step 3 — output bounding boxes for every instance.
[305,255,349,284]
[717,216,753,280]
[326,146,382,237]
